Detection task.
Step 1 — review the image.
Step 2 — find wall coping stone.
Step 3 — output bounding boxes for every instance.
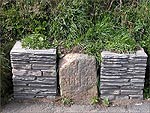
[101,49,147,59]
[10,41,56,54]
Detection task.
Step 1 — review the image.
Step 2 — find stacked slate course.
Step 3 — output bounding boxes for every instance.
[100,49,147,100]
[10,41,57,99]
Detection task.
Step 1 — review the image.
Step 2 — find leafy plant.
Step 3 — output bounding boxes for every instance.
[112,0,150,54]
[140,35,150,54]
[0,41,14,105]
[50,0,94,41]
[105,28,137,53]
[61,97,74,106]
[102,97,110,107]
[144,87,150,99]
[90,96,99,105]
[0,0,56,41]
[22,33,51,49]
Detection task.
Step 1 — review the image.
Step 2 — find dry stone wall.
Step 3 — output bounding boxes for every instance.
[100,49,147,100]
[10,41,57,99]
[10,41,148,101]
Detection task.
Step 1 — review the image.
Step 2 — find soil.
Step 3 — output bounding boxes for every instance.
[58,45,84,58]
[12,96,150,108]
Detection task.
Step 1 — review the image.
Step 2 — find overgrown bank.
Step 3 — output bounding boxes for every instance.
[1,0,150,104]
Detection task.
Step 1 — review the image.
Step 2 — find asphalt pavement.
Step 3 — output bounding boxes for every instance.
[1,100,150,113]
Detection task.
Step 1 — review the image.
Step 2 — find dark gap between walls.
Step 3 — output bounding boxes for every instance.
[56,49,60,96]
[96,61,100,97]
[144,51,150,98]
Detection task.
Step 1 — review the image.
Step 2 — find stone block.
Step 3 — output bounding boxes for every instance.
[121,90,143,95]
[102,67,127,71]
[134,64,147,67]
[12,69,41,76]
[121,86,143,90]
[129,95,143,99]
[10,54,30,60]
[101,51,128,59]
[101,72,127,76]
[100,85,119,90]
[42,70,56,76]
[59,53,97,103]
[11,64,31,70]
[101,90,120,95]
[116,95,129,99]
[100,78,130,82]
[14,95,35,99]
[37,91,57,96]
[101,82,131,87]
[31,64,55,70]
[100,75,121,79]
[36,76,56,81]
[13,75,36,81]
[131,78,145,83]
[133,83,145,87]
[101,64,122,68]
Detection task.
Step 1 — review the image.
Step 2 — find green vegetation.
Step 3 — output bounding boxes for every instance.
[22,34,51,49]
[4,0,149,59]
[1,1,150,55]
[90,96,99,105]
[105,28,137,53]
[144,87,150,99]
[0,41,14,105]
[102,97,110,107]
[1,0,150,104]
[61,97,74,106]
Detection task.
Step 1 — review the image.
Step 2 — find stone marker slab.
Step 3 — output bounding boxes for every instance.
[59,53,98,103]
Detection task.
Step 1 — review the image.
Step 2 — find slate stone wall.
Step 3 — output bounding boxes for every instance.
[10,41,57,99]
[100,49,147,100]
